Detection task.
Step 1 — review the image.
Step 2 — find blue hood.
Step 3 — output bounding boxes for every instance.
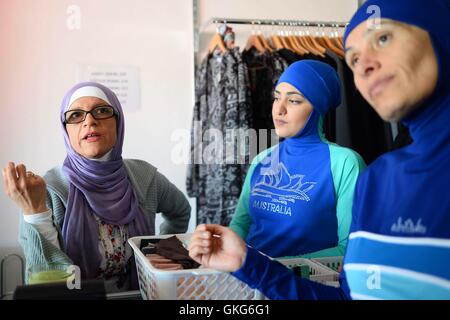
[276,60,341,141]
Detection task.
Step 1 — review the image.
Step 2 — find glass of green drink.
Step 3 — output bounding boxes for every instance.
[27,264,73,285]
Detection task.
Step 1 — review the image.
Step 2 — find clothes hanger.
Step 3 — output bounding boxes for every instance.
[285,36,300,53]
[277,22,293,50]
[330,24,345,56]
[297,24,320,56]
[297,35,316,55]
[291,23,310,55]
[246,35,266,53]
[270,22,285,50]
[313,24,330,48]
[245,21,267,54]
[333,24,345,45]
[282,22,304,53]
[271,34,285,50]
[320,24,345,57]
[304,24,326,57]
[325,37,344,56]
[246,34,266,53]
[258,34,273,52]
[287,22,307,55]
[327,25,345,57]
[257,22,273,52]
[314,33,329,48]
[265,22,277,51]
[289,35,306,55]
[331,37,343,49]
[331,24,345,51]
[208,25,227,54]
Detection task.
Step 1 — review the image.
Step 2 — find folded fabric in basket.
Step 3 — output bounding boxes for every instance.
[146,254,184,270]
[156,236,201,269]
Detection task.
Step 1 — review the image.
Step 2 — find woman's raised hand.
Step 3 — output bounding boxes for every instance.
[188,224,247,272]
[2,162,48,215]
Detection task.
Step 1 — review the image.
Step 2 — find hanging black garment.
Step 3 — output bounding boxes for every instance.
[243,48,288,151]
[277,48,303,65]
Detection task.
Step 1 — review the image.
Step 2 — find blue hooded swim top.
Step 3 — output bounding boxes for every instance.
[230,60,365,259]
[231,0,450,300]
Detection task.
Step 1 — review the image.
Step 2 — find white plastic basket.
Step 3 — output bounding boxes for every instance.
[128,234,338,300]
[311,256,344,282]
[276,257,339,284]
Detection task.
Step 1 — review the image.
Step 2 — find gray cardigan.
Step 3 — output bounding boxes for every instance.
[19,159,191,276]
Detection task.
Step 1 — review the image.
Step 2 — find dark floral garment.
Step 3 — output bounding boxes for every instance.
[187,48,252,226]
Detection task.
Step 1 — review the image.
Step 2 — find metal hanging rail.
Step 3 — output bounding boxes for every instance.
[201,17,348,32]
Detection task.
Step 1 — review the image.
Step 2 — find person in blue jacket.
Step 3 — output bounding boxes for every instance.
[189,0,450,300]
[229,60,365,260]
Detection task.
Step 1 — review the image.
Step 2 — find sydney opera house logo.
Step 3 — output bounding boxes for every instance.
[251,163,317,202]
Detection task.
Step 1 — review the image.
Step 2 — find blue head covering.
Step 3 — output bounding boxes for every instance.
[276,60,341,140]
[277,60,341,117]
[60,82,152,279]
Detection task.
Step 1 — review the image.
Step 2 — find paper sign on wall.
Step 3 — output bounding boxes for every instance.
[77,65,141,111]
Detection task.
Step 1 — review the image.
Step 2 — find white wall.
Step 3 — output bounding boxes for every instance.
[0,0,358,297]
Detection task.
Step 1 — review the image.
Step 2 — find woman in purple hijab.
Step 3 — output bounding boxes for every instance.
[3,82,191,291]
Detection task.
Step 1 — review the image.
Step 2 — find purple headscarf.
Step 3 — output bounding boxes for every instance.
[60,82,152,279]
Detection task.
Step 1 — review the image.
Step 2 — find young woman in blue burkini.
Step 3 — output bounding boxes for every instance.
[230,60,365,259]
[189,0,450,300]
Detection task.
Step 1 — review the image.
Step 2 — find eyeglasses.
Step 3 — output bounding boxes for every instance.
[64,105,116,124]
